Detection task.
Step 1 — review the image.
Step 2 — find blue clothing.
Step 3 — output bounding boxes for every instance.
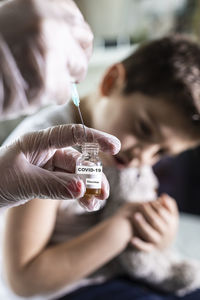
[58,277,200,300]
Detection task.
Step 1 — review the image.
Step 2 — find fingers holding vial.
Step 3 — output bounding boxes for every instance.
[45,144,109,211]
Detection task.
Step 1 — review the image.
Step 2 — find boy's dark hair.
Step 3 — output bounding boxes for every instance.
[122,35,200,125]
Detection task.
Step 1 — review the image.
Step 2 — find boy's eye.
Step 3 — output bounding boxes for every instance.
[138,120,152,137]
[156,148,167,157]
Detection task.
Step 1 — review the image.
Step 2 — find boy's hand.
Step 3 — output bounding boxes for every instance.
[130,195,179,252]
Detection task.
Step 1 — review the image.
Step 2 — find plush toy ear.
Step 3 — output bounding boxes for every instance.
[100,63,126,96]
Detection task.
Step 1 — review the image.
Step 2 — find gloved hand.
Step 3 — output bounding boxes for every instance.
[0,0,93,119]
[0,124,121,209]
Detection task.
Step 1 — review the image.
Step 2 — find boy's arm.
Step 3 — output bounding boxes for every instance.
[4,199,132,297]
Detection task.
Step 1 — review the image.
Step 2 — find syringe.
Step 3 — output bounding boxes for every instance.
[71,83,87,142]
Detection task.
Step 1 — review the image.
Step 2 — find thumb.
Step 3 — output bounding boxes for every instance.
[160,194,178,214]
[27,166,86,200]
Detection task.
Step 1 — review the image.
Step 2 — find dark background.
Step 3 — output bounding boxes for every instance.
[154,146,200,215]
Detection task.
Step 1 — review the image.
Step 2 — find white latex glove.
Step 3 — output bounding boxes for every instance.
[0,124,121,209]
[0,0,93,119]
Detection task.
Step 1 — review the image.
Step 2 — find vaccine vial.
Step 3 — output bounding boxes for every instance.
[76,143,102,196]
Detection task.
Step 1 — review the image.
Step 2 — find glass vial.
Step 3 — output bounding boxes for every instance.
[76,143,102,196]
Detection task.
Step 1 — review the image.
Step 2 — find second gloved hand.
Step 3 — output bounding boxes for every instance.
[0,0,93,118]
[0,124,121,209]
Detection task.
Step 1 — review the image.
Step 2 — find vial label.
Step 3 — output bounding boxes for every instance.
[76,166,102,189]
[76,166,102,174]
[86,178,101,188]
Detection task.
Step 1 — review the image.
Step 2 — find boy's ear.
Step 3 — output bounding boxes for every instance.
[100,63,126,96]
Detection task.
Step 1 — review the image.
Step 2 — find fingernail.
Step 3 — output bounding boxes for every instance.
[67,181,84,195]
[77,181,83,191]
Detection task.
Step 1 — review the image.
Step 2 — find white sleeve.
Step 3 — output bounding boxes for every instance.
[3,103,75,146]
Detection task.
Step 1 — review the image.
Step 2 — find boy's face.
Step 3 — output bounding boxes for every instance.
[92,92,200,168]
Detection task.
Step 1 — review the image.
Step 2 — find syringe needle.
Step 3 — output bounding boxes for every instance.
[71,83,87,142]
[78,106,87,142]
